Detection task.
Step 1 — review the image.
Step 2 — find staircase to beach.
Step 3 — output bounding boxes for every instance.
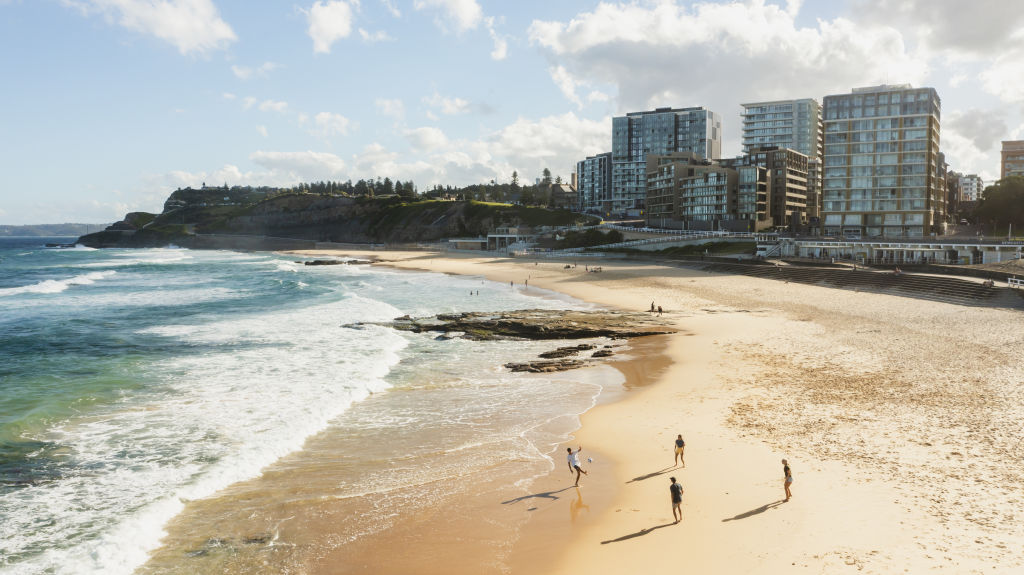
[684,261,1024,309]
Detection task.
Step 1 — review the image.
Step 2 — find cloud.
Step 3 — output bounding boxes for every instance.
[62,0,236,55]
[258,99,289,113]
[945,109,1008,153]
[852,0,1024,54]
[232,61,279,80]
[311,111,352,137]
[424,91,471,115]
[379,0,400,17]
[979,46,1024,103]
[413,0,482,33]
[484,16,506,60]
[529,1,930,157]
[306,0,356,54]
[250,150,348,181]
[375,98,405,120]
[358,28,392,42]
[222,92,237,100]
[257,125,269,138]
[405,126,449,151]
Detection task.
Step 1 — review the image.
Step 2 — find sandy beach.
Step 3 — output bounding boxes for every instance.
[279,248,1024,574]
[136,248,1024,574]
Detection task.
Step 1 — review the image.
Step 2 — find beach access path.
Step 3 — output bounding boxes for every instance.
[291,249,1024,574]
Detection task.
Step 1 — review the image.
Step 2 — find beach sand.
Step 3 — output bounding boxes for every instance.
[145,249,1024,574]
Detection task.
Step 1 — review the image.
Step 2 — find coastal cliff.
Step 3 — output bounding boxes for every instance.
[77,190,595,249]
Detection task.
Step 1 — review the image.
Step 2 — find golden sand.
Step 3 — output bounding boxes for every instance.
[145,249,1024,574]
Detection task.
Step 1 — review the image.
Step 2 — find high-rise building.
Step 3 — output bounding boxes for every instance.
[611,107,721,215]
[742,99,823,225]
[958,174,983,202]
[575,152,612,214]
[1002,141,1024,180]
[725,146,809,228]
[644,152,770,232]
[822,84,943,238]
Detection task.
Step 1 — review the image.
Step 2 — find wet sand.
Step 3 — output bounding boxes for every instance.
[145,249,1024,574]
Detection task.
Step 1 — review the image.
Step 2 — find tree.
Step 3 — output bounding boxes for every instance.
[974,176,1024,234]
[511,170,519,188]
[541,168,552,186]
[555,175,562,185]
[383,177,394,195]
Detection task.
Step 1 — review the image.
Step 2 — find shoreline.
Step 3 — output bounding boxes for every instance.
[288,248,1024,574]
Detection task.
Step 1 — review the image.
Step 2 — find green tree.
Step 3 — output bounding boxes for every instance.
[974,176,1024,233]
[511,170,519,188]
[541,168,552,186]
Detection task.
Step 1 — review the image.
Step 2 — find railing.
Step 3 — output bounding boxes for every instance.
[1009,277,1024,289]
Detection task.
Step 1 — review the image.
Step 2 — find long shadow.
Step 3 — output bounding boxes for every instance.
[600,522,676,544]
[721,500,786,522]
[501,486,574,505]
[625,466,676,484]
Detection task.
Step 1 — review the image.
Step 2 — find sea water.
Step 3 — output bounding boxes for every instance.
[0,238,616,574]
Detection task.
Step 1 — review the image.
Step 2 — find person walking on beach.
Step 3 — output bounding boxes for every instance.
[782,459,793,501]
[674,434,685,467]
[669,477,684,523]
[657,305,663,316]
[567,445,588,486]
[650,301,656,313]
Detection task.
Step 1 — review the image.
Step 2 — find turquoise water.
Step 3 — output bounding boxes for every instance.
[0,239,609,574]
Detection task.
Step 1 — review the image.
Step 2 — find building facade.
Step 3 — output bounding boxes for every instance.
[644,152,770,231]
[576,152,612,214]
[611,107,722,216]
[822,85,943,238]
[1001,140,1024,180]
[725,146,809,228]
[742,99,823,224]
[958,174,983,202]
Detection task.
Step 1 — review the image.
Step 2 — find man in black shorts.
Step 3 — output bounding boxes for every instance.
[567,445,588,486]
[670,476,683,523]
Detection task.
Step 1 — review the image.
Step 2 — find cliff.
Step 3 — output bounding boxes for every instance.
[77,191,596,249]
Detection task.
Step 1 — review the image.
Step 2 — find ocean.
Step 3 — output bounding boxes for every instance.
[0,238,622,574]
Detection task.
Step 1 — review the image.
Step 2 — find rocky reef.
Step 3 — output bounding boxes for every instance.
[354,309,674,373]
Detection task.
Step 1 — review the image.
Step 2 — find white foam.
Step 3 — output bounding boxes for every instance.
[0,270,117,296]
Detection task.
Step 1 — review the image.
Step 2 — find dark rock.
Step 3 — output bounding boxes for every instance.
[505,359,586,373]
[539,344,597,359]
[366,309,675,341]
[591,349,614,358]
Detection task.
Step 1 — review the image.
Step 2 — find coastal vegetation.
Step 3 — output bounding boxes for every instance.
[971,176,1024,235]
[79,185,598,248]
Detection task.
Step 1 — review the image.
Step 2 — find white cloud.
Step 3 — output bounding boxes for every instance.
[258,99,289,113]
[232,61,279,80]
[529,1,930,157]
[379,0,400,17]
[250,150,348,181]
[484,16,506,60]
[376,98,405,120]
[852,0,1024,54]
[307,0,356,54]
[242,96,258,110]
[63,0,236,55]
[222,92,237,100]
[311,111,352,137]
[405,126,449,151]
[424,91,470,115]
[979,46,1024,103]
[413,0,482,33]
[358,28,392,42]
[257,125,269,138]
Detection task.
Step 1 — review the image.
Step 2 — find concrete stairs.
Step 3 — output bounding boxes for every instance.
[683,261,1024,309]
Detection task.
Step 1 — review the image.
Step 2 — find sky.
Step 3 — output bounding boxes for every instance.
[1,0,1022,225]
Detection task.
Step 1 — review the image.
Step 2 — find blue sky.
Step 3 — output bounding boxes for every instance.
[1,0,1021,224]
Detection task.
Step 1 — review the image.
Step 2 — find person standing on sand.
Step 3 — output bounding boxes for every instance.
[650,301,656,313]
[674,434,685,467]
[782,459,793,501]
[567,446,588,486]
[669,477,683,523]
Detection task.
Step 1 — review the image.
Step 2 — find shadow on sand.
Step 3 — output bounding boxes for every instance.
[625,466,676,484]
[501,486,575,506]
[600,522,677,544]
[721,500,786,522]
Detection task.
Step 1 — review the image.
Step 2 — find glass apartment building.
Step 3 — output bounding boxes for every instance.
[611,107,721,215]
[822,85,943,238]
[576,152,612,214]
[742,99,823,223]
